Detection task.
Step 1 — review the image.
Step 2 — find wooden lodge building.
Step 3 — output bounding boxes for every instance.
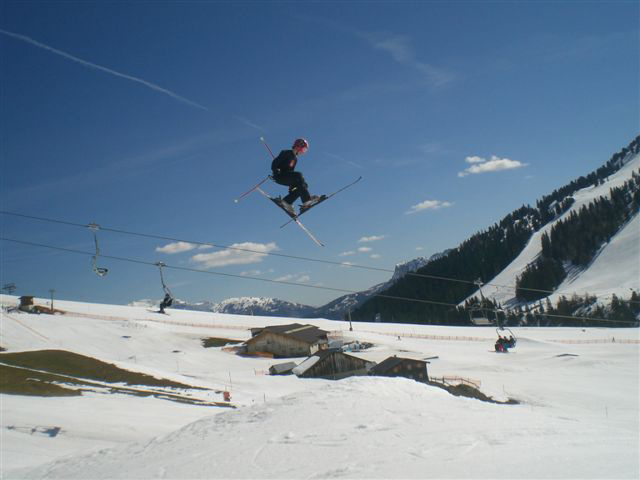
[369,356,430,383]
[292,349,375,380]
[245,323,329,358]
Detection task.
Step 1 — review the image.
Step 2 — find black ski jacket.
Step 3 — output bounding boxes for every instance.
[271,149,298,175]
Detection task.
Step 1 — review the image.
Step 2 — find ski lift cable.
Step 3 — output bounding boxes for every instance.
[0,211,474,284]
[0,211,606,298]
[0,236,457,309]
[1,210,637,303]
[1,236,637,326]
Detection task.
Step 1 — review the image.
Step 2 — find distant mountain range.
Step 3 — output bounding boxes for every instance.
[135,253,447,320]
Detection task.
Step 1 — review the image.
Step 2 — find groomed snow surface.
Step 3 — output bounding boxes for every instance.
[1,295,638,479]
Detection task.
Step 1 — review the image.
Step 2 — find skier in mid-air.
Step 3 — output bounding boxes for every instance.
[271,138,323,215]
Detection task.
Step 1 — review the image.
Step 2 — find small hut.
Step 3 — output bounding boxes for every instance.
[18,296,35,313]
[369,356,429,383]
[245,323,329,358]
[293,349,375,380]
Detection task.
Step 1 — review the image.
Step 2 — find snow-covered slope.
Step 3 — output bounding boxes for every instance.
[1,295,638,479]
[471,153,640,307]
[548,213,639,305]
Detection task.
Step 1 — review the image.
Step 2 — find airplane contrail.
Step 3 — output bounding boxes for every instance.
[0,28,208,111]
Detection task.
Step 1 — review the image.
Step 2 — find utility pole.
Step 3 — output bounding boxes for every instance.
[348,310,353,331]
[49,289,55,311]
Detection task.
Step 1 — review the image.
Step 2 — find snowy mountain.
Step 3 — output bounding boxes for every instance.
[350,137,640,324]
[135,252,451,320]
[313,251,454,319]
[471,150,640,309]
[311,282,388,319]
[390,252,452,282]
[210,296,316,317]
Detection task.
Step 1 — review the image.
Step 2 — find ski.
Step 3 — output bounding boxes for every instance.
[280,176,362,228]
[291,217,324,247]
[255,187,325,247]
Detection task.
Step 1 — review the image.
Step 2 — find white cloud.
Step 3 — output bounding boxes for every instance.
[370,254,381,259]
[190,242,277,268]
[239,269,273,277]
[362,33,454,87]
[274,274,295,282]
[339,251,356,257]
[156,241,199,254]
[416,246,424,251]
[357,246,372,253]
[465,156,486,164]
[405,200,453,215]
[458,155,528,177]
[358,235,385,243]
[275,273,311,283]
[371,34,413,63]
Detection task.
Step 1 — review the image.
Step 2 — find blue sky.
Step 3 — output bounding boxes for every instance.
[1,1,638,308]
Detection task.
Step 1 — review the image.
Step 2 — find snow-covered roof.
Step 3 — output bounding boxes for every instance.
[292,354,321,375]
[370,356,428,375]
[249,323,329,345]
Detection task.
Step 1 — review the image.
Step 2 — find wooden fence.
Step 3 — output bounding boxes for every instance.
[429,376,481,389]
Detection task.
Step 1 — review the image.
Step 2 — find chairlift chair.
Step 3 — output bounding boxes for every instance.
[495,325,517,351]
[468,306,493,326]
[468,278,494,326]
[88,223,108,277]
[155,262,174,312]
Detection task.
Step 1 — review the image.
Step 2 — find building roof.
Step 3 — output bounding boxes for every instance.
[249,323,329,345]
[369,356,428,375]
[292,354,322,376]
[269,361,298,375]
[293,349,365,376]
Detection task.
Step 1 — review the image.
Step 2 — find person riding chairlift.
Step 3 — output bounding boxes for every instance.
[159,293,173,314]
[495,334,515,352]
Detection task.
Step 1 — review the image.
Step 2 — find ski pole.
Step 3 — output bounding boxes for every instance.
[234,176,271,203]
[260,136,275,159]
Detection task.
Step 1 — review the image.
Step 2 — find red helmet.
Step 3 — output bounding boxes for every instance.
[292,138,309,153]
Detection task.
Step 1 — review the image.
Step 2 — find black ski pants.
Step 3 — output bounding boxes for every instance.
[272,171,311,204]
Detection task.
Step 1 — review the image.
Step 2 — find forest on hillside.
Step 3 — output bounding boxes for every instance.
[350,136,640,327]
